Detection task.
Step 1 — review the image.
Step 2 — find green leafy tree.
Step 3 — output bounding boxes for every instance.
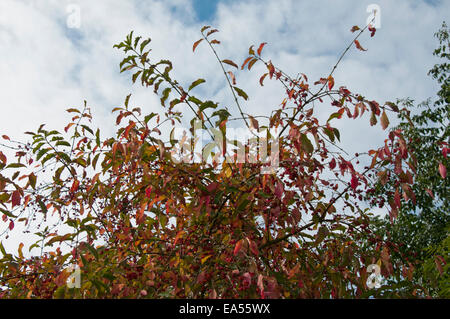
[368,22,449,297]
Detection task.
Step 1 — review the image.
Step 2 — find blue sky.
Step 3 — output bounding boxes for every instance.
[0,0,449,254]
[193,0,221,21]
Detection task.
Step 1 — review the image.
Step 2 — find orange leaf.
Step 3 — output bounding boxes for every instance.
[257,42,267,56]
[354,40,367,51]
[327,75,334,90]
[268,62,275,78]
[259,73,268,86]
[124,121,136,139]
[193,38,203,52]
[2,135,10,141]
[249,116,259,130]
[70,179,80,193]
[380,111,389,130]
[233,239,243,255]
[248,58,258,70]
[0,151,6,165]
[227,71,236,85]
[222,59,238,69]
[434,256,444,275]
[241,57,253,70]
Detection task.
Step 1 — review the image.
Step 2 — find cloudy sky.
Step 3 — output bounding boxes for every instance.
[0,0,448,253]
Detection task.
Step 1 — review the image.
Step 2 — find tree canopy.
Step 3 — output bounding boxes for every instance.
[0,21,447,299]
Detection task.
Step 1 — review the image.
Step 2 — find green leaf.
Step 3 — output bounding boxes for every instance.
[0,208,16,219]
[160,88,171,106]
[42,153,56,165]
[0,241,6,256]
[188,79,206,91]
[187,96,202,105]
[333,128,340,142]
[233,86,249,100]
[140,38,151,53]
[38,199,47,214]
[81,125,94,135]
[56,141,71,147]
[314,226,329,246]
[36,148,50,161]
[5,163,26,169]
[300,134,314,153]
[199,101,217,112]
[327,111,342,122]
[322,127,335,142]
[95,129,101,147]
[29,173,37,189]
[144,113,157,124]
[86,243,99,260]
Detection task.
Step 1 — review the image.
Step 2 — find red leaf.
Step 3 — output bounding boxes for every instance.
[368,25,376,37]
[275,181,283,200]
[207,182,219,193]
[145,186,152,198]
[354,40,367,51]
[425,188,434,199]
[11,190,21,208]
[70,179,80,193]
[329,158,336,170]
[2,135,10,141]
[394,188,401,209]
[438,162,447,178]
[350,174,358,190]
[257,42,267,56]
[442,147,448,158]
[247,238,259,256]
[9,220,14,231]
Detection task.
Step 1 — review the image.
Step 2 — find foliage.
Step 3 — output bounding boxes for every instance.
[367,22,449,297]
[0,22,438,298]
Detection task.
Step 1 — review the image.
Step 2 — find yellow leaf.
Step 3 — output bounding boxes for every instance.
[201,255,212,264]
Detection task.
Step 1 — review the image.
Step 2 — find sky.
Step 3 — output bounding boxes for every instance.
[0,0,449,254]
